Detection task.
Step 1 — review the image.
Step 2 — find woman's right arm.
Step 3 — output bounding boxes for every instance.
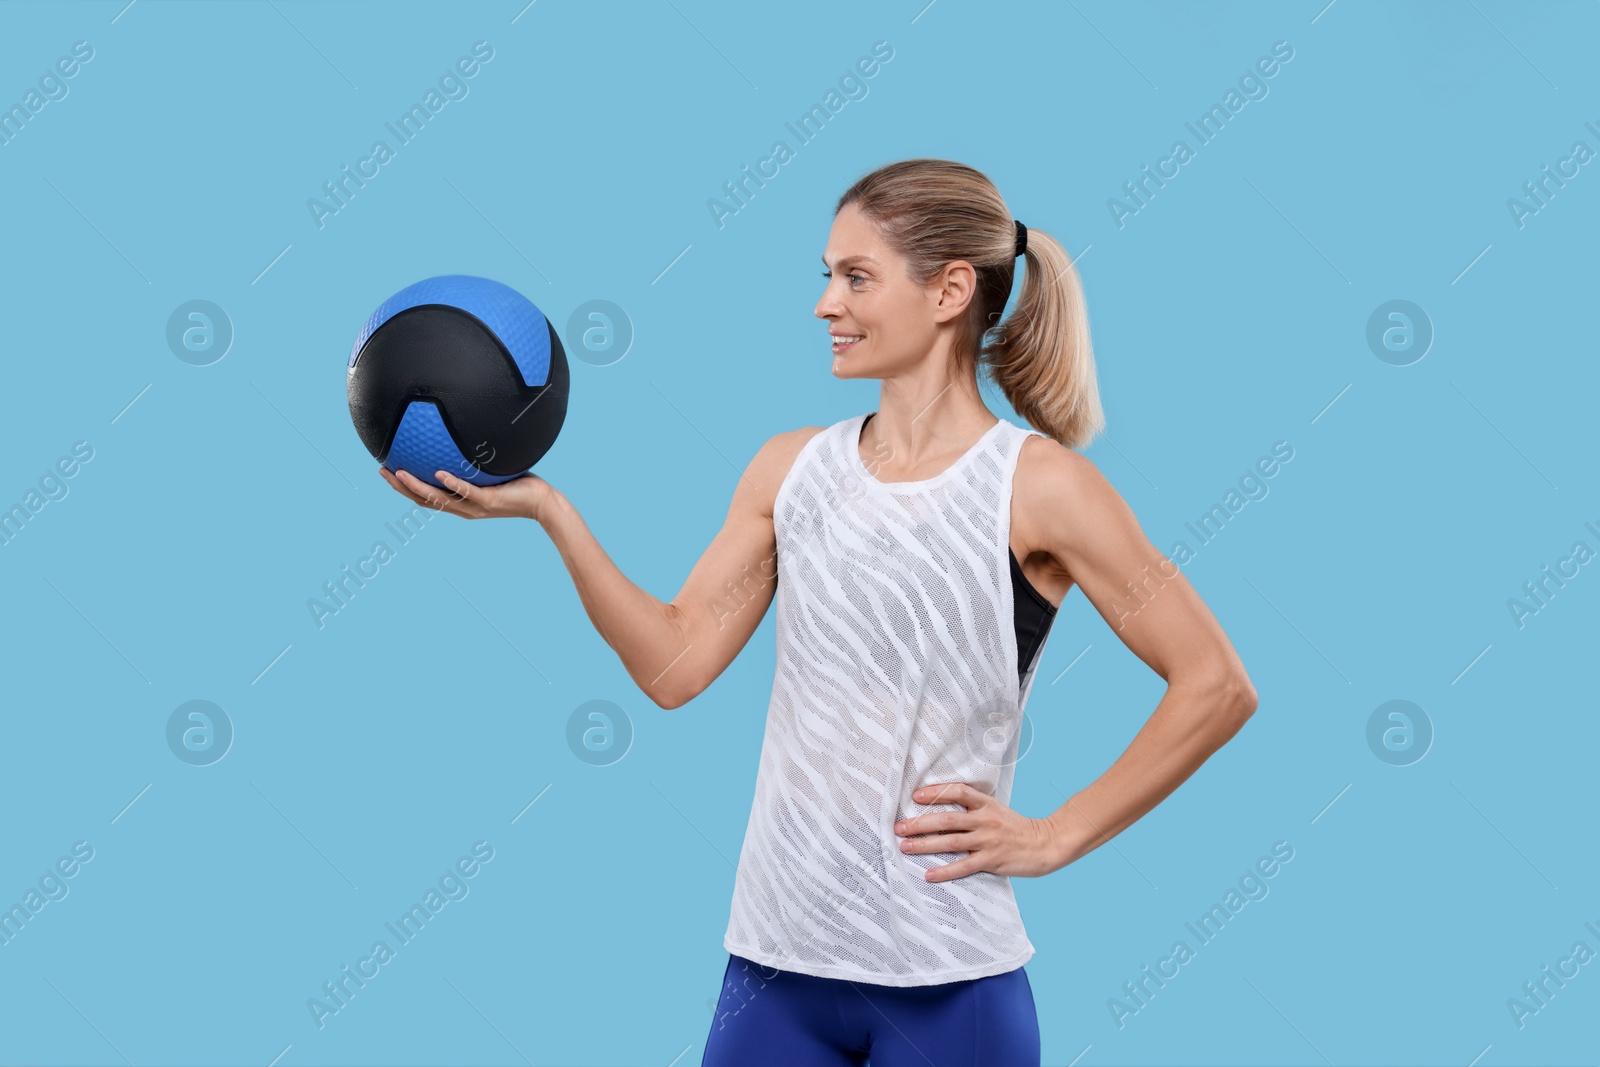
[533,428,816,709]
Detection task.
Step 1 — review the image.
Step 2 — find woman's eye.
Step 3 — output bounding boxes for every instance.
[820,271,866,286]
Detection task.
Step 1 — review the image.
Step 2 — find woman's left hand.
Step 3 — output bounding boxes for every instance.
[893,782,1063,881]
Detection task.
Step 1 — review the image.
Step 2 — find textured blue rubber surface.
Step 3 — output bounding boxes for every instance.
[383,399,522,488]
[349,274,553,387]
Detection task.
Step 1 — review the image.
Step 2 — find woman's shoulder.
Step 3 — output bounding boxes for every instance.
[767,421,833,457]
[1014,431,1110,503]
[1012,430,1125,569]
[763,413,862,461]
[748,413,873,494]
[738,423,834,517]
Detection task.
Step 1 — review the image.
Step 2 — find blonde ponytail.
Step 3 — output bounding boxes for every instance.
[985,225,1104,449]
[835,159,1105,449]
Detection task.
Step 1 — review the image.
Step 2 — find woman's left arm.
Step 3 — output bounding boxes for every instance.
[896,438,1258,881]
[1028,439,1258,872]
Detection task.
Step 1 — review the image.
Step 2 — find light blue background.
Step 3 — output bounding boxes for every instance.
[1,1,1596,1064]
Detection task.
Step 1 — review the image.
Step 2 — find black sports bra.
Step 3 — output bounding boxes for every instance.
[1010,548,1057,684]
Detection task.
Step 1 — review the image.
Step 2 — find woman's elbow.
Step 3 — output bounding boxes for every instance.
[648,668,706,711]
[650,680,693,711]
[1224,670,1258,724]
[1184,665,1257,728]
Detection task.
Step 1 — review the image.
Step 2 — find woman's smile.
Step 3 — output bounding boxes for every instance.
[830,332,864,354]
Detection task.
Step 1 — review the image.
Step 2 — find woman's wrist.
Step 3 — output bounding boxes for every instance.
[1043,799,1097,873]
[530,484,566,526]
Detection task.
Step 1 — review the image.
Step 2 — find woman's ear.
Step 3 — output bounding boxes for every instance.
[928,260,976,324]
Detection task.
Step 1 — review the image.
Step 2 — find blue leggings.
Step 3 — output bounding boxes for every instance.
[701,953,1040,1066]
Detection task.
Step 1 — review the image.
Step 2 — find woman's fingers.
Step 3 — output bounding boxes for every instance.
[899,830,976,854]
[390,468,469,514]
[378,465,524,521]
[435,469,531,519]
[377,463,428,508]
[379,466,430,507]
[433,470,476,503]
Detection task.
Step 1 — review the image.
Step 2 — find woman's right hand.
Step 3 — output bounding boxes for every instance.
[380,466,558,524]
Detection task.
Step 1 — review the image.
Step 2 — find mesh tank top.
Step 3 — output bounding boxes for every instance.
[722,410,1056,986]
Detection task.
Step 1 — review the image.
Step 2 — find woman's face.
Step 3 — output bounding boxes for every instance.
[815,202,952,380]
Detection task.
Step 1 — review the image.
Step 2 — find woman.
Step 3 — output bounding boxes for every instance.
[382,158,1258,1066]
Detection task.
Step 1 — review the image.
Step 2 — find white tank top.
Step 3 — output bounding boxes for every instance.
[723,410,1053,986]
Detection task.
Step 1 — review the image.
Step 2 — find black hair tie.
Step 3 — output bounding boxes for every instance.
[1014,219,1027,257]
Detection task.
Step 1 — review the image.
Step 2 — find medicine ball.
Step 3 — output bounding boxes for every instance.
[347,274,568,489]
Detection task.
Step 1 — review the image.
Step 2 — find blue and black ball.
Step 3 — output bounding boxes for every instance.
[347,274,568,489]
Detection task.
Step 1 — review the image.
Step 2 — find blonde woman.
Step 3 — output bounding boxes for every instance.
[383,158,1258,1066]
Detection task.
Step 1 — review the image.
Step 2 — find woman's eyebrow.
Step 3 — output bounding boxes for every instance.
[821,255,878,269]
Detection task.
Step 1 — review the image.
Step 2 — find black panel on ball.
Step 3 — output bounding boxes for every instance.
[347,304,569,477]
